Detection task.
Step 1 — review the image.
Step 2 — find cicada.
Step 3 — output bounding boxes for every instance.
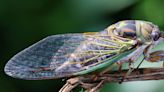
[4,20,164,80]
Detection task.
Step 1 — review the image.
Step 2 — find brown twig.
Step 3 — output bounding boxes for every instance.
[59,67,164,92]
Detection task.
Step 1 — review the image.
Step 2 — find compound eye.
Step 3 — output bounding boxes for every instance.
[151,31,160,41]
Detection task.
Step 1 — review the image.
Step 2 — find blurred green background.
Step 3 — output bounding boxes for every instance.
[1,0,164,92]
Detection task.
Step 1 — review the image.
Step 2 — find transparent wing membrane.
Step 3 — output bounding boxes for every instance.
[4,34,86,79]
[4,32,135,80]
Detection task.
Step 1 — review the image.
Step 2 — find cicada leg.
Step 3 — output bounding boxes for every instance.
[98,45,147,84]
[116,45,148,83]
[123,40,164,82]
[126,61,135,75]
[117,38,164,83]
[145,50,164,67]
[118,60,136,84]
[137,38,164,68]
[136,58,145,69]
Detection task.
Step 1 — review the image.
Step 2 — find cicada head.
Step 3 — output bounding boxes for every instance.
[136,20,161,43]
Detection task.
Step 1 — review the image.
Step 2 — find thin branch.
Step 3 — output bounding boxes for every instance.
[59,67,164,92]
[87,67,164,82]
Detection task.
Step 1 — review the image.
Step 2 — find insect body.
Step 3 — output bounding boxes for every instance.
[4,20,164,80]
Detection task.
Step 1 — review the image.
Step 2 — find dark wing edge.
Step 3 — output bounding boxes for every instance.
[4,34,85,80]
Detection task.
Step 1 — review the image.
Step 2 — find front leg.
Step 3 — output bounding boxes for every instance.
[118,37,164,67]
[143,37,164,67]
[116,45,148,83]
[117,38,164,82]
[145,50,164,67]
